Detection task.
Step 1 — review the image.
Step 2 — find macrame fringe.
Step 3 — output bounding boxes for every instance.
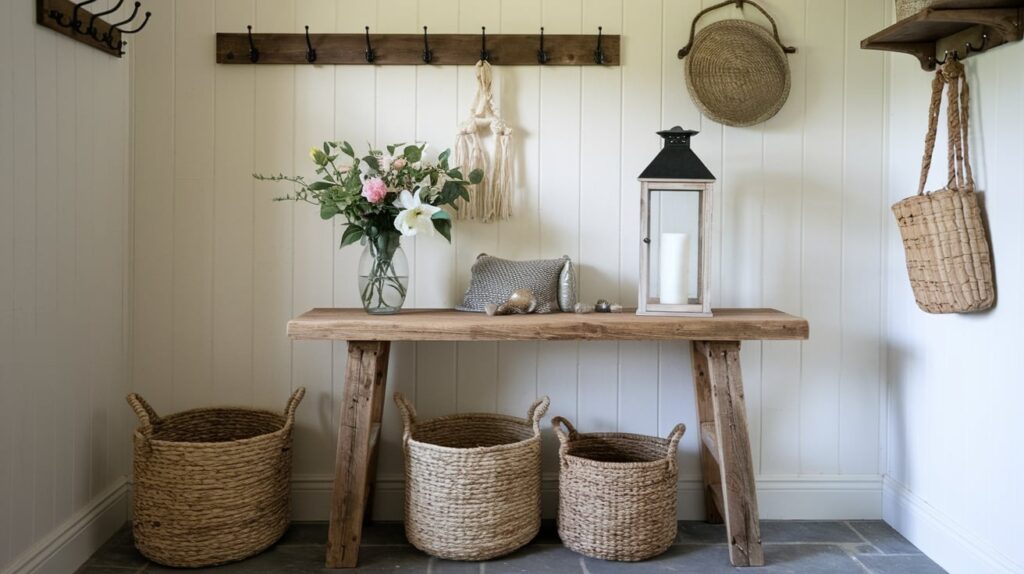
[452,61,514,222]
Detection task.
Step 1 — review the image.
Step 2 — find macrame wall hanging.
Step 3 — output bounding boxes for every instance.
[453,61,514,222]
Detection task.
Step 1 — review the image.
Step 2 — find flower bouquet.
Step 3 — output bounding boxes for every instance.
[255,141,482,314]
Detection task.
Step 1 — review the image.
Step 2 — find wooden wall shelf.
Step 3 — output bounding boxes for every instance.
[216,29,620,66]
[861,0,1023,70]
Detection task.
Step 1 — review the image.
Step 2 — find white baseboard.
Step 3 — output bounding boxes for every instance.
[2,478,130,574]
[883,476,1021,574]
[293,473,883,522]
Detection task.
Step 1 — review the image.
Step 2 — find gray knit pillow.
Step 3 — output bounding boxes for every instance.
[457,254,568,313]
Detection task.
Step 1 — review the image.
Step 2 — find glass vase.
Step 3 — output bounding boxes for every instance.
[358,233,409,315]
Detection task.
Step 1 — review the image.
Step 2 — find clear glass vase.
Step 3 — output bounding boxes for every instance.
[358,233,409,315]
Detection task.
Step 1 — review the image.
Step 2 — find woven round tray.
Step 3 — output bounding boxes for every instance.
[127,388,305,568]
[685,19,791,127]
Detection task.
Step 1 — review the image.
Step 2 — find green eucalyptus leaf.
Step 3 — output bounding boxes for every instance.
[340,225,364,247]
[322,142,330,155]
[309,181,333,191]
[320,203,339,220]
[438,149,450,164]
[432,218,452,242]
[468,168,484,184]
[403,145,422,163]
[341,141,355,158]
[363,155,379,171]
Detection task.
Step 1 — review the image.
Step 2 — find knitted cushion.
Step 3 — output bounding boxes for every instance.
[457,254,568,314]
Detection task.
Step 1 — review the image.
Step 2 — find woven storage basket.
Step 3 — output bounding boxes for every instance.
[896,0,935,20]
[127,388,305,568]
[679,1,796,127]
[395,392,549,561]
[893,59,994,313]
[553,417,686,562]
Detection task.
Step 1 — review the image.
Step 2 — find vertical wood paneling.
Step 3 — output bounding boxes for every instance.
[0,0,132,567]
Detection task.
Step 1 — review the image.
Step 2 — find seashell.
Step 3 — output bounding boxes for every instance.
[609,304,623,313]
[595,299,611,313]
[573,302,594,314]
[505,288,538,313]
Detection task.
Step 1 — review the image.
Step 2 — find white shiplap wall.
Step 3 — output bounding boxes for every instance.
[884,38,1024,574]
[0,0,133,571]
[130,0,888,519]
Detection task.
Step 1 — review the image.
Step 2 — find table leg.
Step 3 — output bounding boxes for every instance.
[692,341,764,567]
[326,340,390,568]
[690,342,724,524]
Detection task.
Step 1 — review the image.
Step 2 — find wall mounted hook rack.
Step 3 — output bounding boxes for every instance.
[216,27,619,66]
[37,0,152,57]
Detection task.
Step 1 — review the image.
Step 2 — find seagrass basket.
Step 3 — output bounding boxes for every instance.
[127,388,305,568]
[553,417,685,562]
[895,0,934,20]
[893,59,994,313]
[395,392,549,561]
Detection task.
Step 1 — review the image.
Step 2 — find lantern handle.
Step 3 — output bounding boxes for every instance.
[677,0,796,59]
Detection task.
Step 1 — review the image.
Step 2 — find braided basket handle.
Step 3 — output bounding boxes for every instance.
[126,394,161,435]
[393,392,417,448]
[551,416,578,444]
[283,387,306,426]
[527,396,550,434]
[665,423,687,461]
[678,0,797,59]
[917,59,974,196]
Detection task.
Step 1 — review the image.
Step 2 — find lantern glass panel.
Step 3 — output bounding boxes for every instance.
[646,188,703,307]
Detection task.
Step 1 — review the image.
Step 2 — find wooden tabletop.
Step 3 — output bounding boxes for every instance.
[287,308,809,342]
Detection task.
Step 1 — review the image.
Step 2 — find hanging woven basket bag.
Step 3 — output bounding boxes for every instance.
[127,388,305,568]
[395,392,549,561]
[892,59,995,313]
[553,417,686,562]
[678,0,797,127]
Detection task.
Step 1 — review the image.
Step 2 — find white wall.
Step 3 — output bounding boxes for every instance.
[130,0,889,520]
[884,33,1024,574]
[0,1,133,572]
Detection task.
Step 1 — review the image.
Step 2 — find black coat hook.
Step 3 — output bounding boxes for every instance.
[247,25,259,63]
[422,26,433,63]
[86,0,124,38]
[102,1,140,46]
[364,26,375,63]
[965,34,988,55]
[70,0,99,31]
[118,11,150,36]
[594,26,606,64]
[935,49,959,65]
[480,26,490,62]
[537,27,549,64]
[304,25,317,63]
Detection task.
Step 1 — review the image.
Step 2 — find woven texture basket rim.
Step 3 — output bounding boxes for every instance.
[133,407,289,447]
[562,431,674,468]
[684,19,791,127]
[408,412,540,454]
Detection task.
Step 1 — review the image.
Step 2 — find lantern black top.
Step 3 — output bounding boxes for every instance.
[638,126,715,182]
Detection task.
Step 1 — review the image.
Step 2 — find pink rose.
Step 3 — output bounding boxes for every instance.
[361,177,388,204]
[392,158,408,170]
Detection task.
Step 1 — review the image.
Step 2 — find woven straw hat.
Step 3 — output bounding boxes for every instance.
[683,19,792,127]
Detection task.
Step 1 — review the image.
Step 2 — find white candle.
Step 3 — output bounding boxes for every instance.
[659,233,690,305]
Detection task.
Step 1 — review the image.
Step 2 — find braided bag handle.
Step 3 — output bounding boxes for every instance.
[917,59,974,196]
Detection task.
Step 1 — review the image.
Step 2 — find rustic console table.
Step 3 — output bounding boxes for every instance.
[287,308,809,568]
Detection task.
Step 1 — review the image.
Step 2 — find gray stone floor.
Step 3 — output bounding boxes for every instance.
[77,520,946,573]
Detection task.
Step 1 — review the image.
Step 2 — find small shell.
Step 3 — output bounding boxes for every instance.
[505,288,538,313]
[573,302,594,314]
[595,299,611,313]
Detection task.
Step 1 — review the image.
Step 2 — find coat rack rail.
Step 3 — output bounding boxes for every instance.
[216,29,620,66]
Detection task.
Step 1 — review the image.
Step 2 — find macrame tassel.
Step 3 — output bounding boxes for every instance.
[453,60,514,222]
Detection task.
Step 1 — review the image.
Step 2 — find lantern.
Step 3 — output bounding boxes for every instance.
[637,127,715,317]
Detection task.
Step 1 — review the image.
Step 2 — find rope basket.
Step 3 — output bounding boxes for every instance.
[553,417,685,562]
[892,59,994,313]
[127,388,305,568]
[395,392,549,561]
[895,0,934,20]
[679,1,796,128]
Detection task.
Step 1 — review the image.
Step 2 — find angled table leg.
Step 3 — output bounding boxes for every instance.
[693,341,764,567]
[326,341,390,568]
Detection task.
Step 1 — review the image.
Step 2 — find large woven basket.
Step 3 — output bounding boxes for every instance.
[893,59,994,313]
[553,417,685,562]
[679,1,796,127]
[127,388,305,568]
[896,0,935,20]
[395,392,549,561]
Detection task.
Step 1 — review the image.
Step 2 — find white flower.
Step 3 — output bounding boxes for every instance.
[393,189,440,237]
[378,153,393,173]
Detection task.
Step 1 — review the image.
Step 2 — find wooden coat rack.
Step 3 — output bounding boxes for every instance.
[216,26,620,66]
[36,0,152,57]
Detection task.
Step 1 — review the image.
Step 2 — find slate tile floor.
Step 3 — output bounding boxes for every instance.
[78,520,946,573]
